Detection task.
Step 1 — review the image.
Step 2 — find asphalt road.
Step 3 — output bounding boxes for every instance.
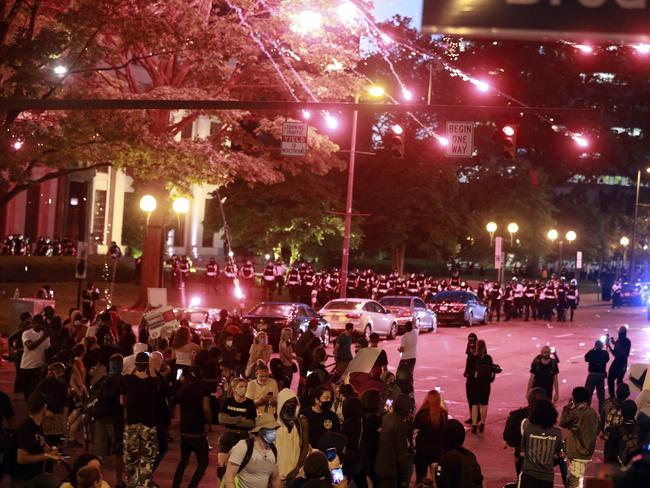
[2,291,647,488]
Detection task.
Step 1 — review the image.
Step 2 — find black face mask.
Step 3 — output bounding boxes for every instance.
[281,402,297,428]
[320,400,332,411]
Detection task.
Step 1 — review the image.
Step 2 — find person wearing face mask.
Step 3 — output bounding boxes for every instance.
[220,334,241,374]
[224,413,281,488]
[245,332,273,379]
[275,388,310,485]
[217,378,257,478]
[301,387,340,449]
[246,363,279,416]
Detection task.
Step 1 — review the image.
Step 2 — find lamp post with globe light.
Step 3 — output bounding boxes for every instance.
[630,167,650,281]
[507,222,519,247]
[620,236,630,279]
[486,222,497,246]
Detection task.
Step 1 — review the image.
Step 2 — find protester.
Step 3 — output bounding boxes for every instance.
[90,353,125,487]
[602,382,631,440]
[397,322,418,395]
[584,339,609,413]
[223,413,281,488]
[121,351,161,488]
[246,363,279,416]
[172,326,201,377]
[560,386,599,488]
[356,389,382,488]
[35,362,68,449]
[464,333,478,424]
[465,339,494,434]
[414,389,448,482]
[276,388,310,485]
[604,399,641,466]
[375,394,414,488]
[333,323,354,376]
[60,454,109,488]
[302,387,340,449]
[503,387,547,477]
[10,392,61,488]
[435,418,483,488]
[279,327,296,386]
[368,333,388,380]
[217,378,257,476]
[519,398,563,488]
[528,345,559,403]
[290,450,339,488]
[341,396,363,481]
[245,331,273,378]
[172,361,212,488]
[607,326,632,399]
[20,315,50,400]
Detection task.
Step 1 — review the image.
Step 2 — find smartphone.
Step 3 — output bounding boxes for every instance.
[331,467,344,484]
[326,447,337,462]
[176,369,183,381]
[385,398,393,410]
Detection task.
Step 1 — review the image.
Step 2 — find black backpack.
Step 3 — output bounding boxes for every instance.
[83,375,108,420]
[503,407,528,448]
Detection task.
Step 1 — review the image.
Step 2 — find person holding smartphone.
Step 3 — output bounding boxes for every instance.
[290,450,347,488]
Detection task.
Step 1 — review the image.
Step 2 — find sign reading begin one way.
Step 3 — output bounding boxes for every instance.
[281,121,308,157]
[446,121,474,158]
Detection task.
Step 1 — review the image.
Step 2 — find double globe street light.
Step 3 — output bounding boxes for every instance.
[485,221,519,246]
[547,228,577,271]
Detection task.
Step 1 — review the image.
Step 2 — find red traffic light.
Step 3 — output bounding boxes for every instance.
[502,125,515,137]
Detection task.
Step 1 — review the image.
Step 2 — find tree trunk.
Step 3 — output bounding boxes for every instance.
[391,244,406,275]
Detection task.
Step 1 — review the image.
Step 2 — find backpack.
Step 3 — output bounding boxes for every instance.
[474,360,494,383]
[618,423,641,466]
[437,447,483,488]
[604,404,624,440]
[503,407,528,448]
[219,438,277,488]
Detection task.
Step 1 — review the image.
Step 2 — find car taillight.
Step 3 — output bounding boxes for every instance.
[398,310,412,317]
[345,313,362,319]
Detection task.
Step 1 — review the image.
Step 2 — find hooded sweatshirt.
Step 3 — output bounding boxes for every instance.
[276,388,309,481]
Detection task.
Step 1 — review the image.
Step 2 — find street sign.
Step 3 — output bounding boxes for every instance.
[421,0,650,42]
[75,242,88,279]
[281,121,308,157]
[576,251,583,269]
[446,121,474,158]
[495,237,503,269]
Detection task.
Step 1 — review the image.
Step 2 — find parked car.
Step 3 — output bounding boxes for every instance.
[319,298,398,341]
[426,290,488,326]
[621,282,649,306]
[378,296,437,334]
[243,302,330,350]
[174,307,220,331]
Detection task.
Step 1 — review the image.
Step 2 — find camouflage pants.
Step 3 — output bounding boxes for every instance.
[123,423,158,488]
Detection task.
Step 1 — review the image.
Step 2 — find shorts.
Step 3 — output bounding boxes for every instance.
[467,382,491,405]
[218,429,249,454]
[92,417,124,456]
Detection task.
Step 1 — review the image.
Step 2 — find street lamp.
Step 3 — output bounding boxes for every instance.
[139,194,157,225]
[172,197,190,214]
[547,229,559,241]
[566,230,577,243]
[507,222,519,246]
[486,222,497,246]
[620,236,630,278]
[620,236,630,247]
[339,86,386,299]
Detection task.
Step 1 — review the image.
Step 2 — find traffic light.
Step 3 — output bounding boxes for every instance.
[385,124,404,159]
[501,124,518,159]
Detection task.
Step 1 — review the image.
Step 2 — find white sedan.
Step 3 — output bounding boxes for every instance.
[319,298,399,340]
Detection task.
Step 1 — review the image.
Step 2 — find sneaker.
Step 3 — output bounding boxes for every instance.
[471,425,478,435]
[479,424,485,433]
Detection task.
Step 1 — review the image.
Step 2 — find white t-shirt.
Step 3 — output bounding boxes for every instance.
[20,329,50,369]
[229,439,277,488]
[400,329,418,360]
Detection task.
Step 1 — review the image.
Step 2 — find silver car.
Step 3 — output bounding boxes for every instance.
[379,296,437,334]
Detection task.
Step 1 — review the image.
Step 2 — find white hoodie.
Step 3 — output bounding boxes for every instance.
[276,388,302,480]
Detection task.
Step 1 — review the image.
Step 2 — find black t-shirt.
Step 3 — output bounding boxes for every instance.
[122,374,161,427]
[219,396,257,431]
[585,349,609,374]
[301,407,341,448]
[530,358,559,396]
[35,377,68,414]
[178,379,211,435]
[0,391,14,427]
[14,417,46,480]
[95,374,124,419]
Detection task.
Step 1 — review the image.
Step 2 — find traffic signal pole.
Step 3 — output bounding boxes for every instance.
[339,99,359,299]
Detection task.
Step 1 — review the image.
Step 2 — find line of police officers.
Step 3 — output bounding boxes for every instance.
[198,259,580,322]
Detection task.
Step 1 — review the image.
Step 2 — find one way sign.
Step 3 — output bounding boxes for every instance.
[446,121,474,158]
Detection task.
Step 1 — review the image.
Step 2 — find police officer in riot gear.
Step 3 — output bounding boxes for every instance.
[488,281,503,322]
[286,266,301,302]
[567,279,580,321]
[240,260,256,298]
[262,261,276,300]
[204,257,220,295]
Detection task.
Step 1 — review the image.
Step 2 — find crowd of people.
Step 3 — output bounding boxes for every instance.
[1,295,649,488]
[0,237,122,259]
